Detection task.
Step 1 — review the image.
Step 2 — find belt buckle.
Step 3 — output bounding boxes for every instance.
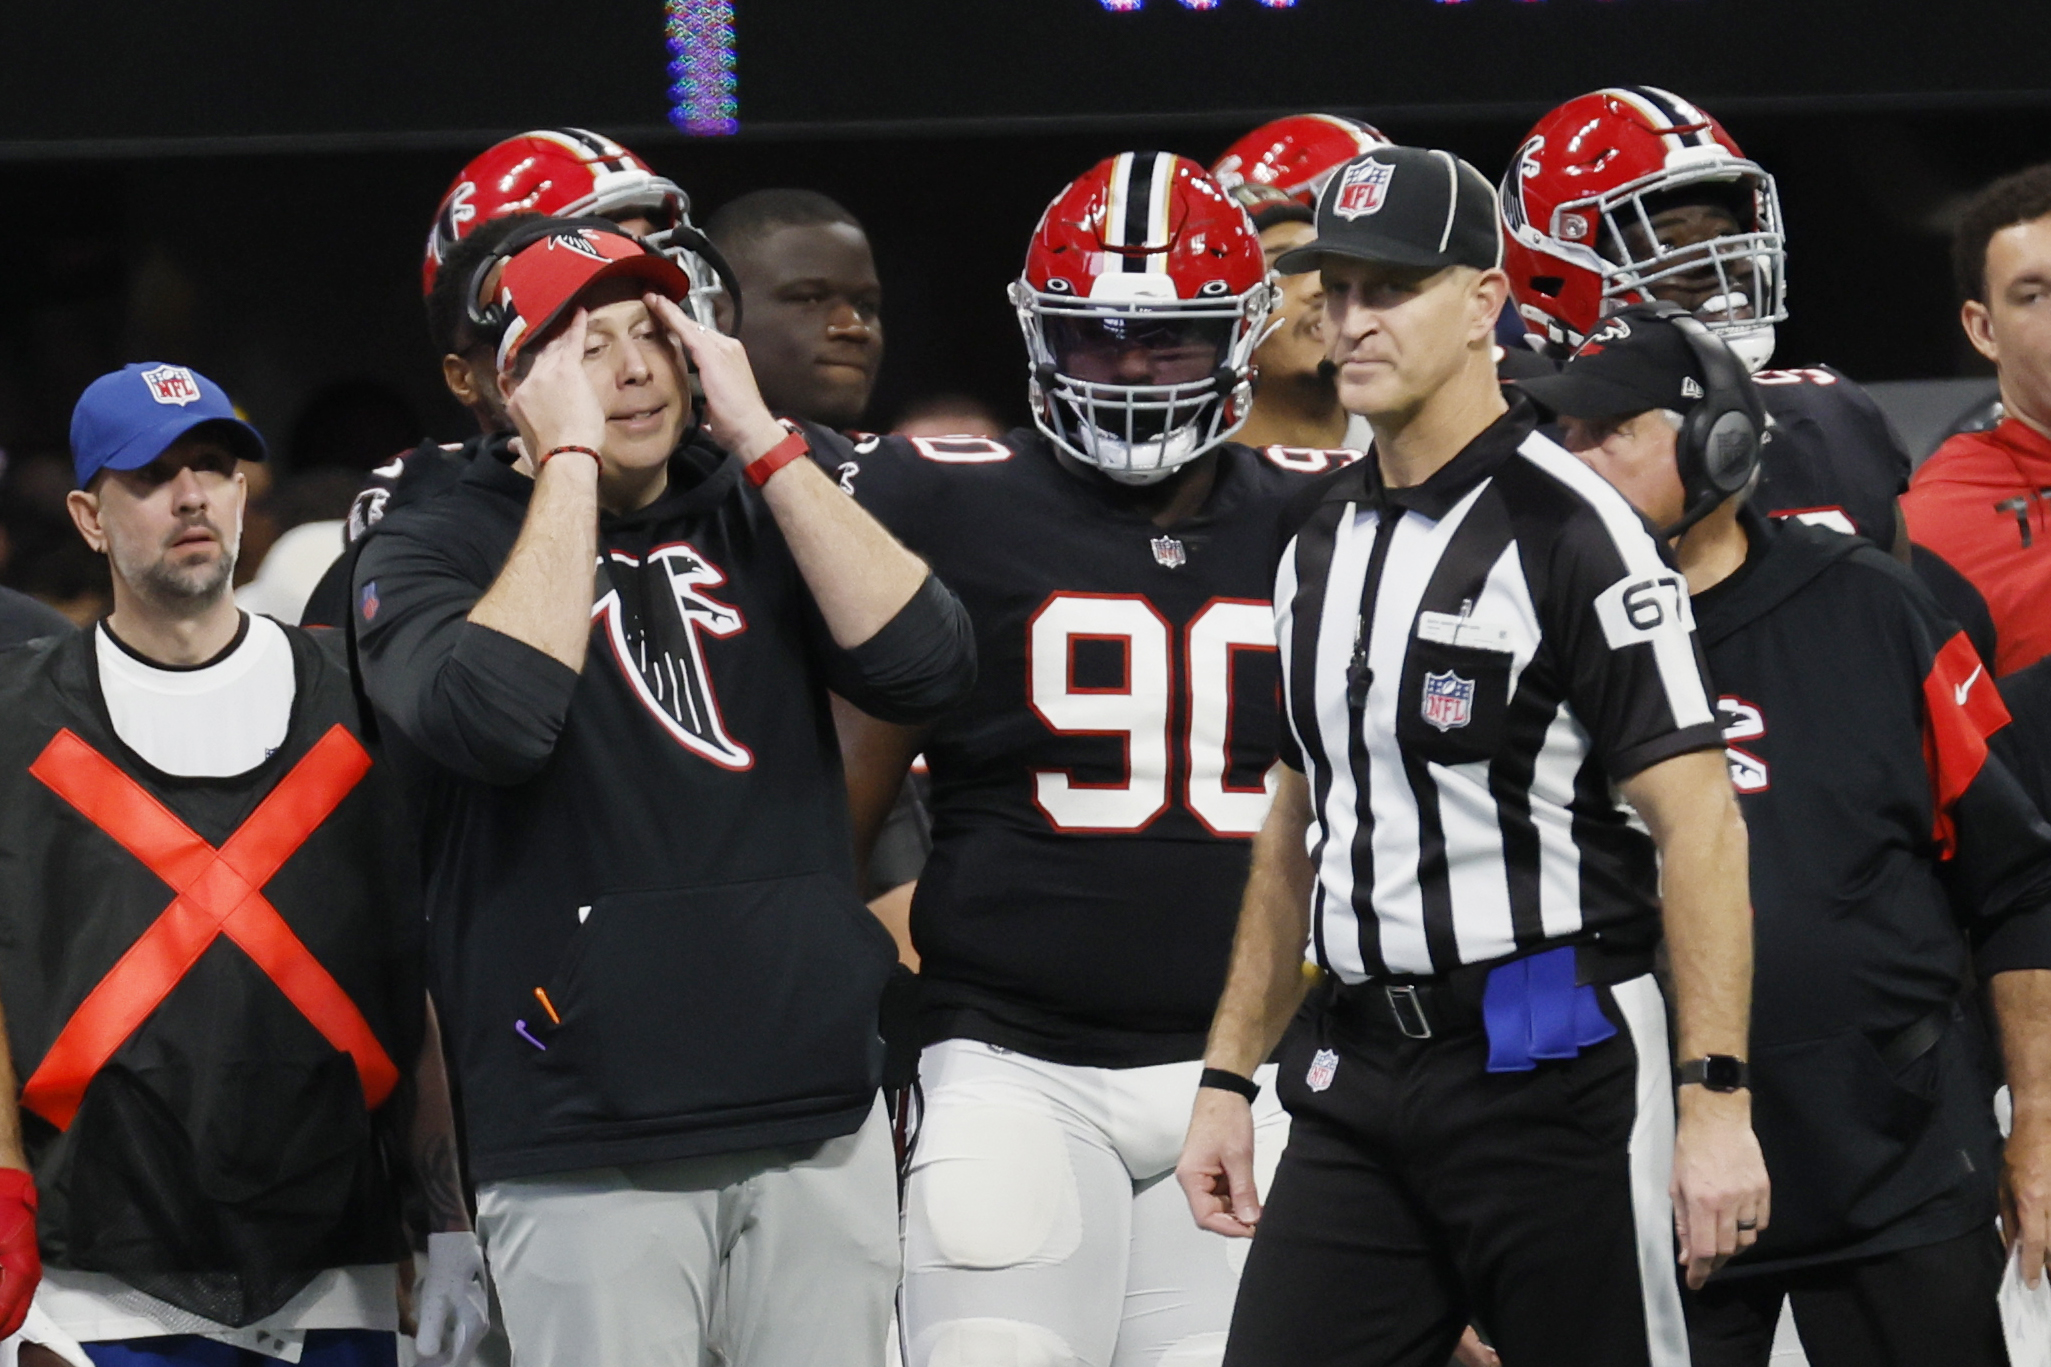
[1385,984,1433,1039]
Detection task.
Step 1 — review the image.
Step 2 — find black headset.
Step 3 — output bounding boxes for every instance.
[1646,300,1766,538]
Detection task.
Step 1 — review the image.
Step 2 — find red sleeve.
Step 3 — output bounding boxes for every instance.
[1922,629,2012,858]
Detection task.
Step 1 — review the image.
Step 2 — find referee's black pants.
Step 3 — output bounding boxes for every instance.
[1683,1224,2009,1366]
[1224,974,1686,1367]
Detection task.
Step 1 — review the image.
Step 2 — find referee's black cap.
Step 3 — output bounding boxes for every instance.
[1274,146,1503,276]
[1516,306,1708,420]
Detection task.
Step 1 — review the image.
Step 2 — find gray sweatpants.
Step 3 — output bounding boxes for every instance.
[476,1099,899,1367]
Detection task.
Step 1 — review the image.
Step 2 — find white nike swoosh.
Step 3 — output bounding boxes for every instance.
[1956,665,1983,707]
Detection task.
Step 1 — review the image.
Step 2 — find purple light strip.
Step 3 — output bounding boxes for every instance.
[1103,0,1300,9]
[667,0,738,137]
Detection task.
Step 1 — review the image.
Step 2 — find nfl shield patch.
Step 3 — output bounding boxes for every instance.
[1421,669,1475,732]
[1333,158,1395,220]
[1151,535,1187,569]
[358,580,380,622]
[139,365,202,407]
[1307,1047,1339,1092]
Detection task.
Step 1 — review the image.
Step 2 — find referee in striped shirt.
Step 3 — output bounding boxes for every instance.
[1176,147,1770,1366]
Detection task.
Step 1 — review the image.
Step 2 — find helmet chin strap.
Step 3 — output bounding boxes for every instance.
[1102,463,1179,487]
[1719,323,1775,375]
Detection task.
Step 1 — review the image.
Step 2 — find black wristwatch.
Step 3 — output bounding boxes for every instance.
[1677,1055,1750,1093]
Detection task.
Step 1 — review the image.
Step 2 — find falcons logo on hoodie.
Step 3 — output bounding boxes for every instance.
[593,543,753,770]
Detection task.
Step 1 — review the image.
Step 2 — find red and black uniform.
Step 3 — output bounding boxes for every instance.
[299,433,500,632]
[1504,355,1913,552]
[0,627,422,1328]
[1684,508,2051,1365]
[816,426,1353,1067]
[1904,416,2051,677]
[1748,365,1911,552]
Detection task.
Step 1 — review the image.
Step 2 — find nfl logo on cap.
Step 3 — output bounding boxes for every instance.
[1307,1047,1339,1092]
[140,365,202,407]
[1333,158,1395,221]
[1421,670,1475,732]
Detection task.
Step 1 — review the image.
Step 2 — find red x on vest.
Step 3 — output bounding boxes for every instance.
[22,725,398,1131]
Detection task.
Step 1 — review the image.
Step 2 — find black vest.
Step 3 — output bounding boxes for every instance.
[0,624,422,1326]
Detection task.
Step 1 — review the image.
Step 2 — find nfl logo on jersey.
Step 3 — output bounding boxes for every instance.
[140,365,202,407]
[1151,535,1187,569]
[1333,158,1394,220]
[1307,1047,1339,1092]
[1421,670,1475,732]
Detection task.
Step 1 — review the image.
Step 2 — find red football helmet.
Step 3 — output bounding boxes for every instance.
[1210,114,1392,208]
[1500,87,1786,372]
[422,128,725,328]
[1010,152,1271,483]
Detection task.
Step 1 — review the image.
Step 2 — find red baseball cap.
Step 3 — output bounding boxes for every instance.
[493,225,694,370]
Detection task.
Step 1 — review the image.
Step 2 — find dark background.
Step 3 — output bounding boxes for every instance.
[0,0,2045,469]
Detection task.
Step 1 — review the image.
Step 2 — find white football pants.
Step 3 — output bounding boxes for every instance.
[902,1040,1288,1367]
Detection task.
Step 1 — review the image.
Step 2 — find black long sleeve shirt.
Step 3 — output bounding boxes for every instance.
[353,438,974,1179]
[1694,510,2051,1276]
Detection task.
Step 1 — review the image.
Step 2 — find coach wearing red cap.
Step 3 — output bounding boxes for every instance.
[349,220,975,1367]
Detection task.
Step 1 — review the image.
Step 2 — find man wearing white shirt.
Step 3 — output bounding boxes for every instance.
[0,364,484,1367]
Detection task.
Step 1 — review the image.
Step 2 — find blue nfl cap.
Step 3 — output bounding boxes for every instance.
[69,363,266,489]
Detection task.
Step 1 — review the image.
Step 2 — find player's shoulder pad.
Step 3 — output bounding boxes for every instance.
[1755,363,1912,485]
[346,438,479,544]
[1254,444,1367,478]
[1274,453,1373,549]
[820,426,1027,498]
[1751,364,1849,390]
[1755,363,1896,430]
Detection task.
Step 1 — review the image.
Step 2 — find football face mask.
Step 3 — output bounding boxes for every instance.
[1501,87,1788,373]
[1030,305,1246,472]
[1013,152,1271,485]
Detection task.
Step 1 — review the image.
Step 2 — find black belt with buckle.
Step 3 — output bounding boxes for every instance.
[1330,970,1488,1043]
[1328,941,1657,1045]
[1382,983,1447,1039]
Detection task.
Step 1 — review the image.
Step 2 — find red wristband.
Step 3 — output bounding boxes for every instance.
[540,444,602,469]
[0,1169,33,1212]
[744,424,811,488]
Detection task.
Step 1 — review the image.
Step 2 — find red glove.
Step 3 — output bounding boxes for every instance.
[0,1168,40,1338]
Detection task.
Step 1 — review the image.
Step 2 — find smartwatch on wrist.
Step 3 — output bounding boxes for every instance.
[1677,1055,1750,1093]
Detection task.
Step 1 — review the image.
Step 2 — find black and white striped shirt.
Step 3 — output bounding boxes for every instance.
[1275,398,1722,981]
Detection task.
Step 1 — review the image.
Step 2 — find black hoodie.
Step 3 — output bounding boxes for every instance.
[351,433,976,1180]
[1692,508,2051,1276]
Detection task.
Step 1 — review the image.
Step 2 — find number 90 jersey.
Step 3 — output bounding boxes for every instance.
[811,425,1358,1068]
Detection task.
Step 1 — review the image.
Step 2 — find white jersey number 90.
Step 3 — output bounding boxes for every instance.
[1026,593,1276,837]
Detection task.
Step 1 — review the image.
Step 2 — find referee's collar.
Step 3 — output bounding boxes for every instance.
[1329,394,1540,521]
